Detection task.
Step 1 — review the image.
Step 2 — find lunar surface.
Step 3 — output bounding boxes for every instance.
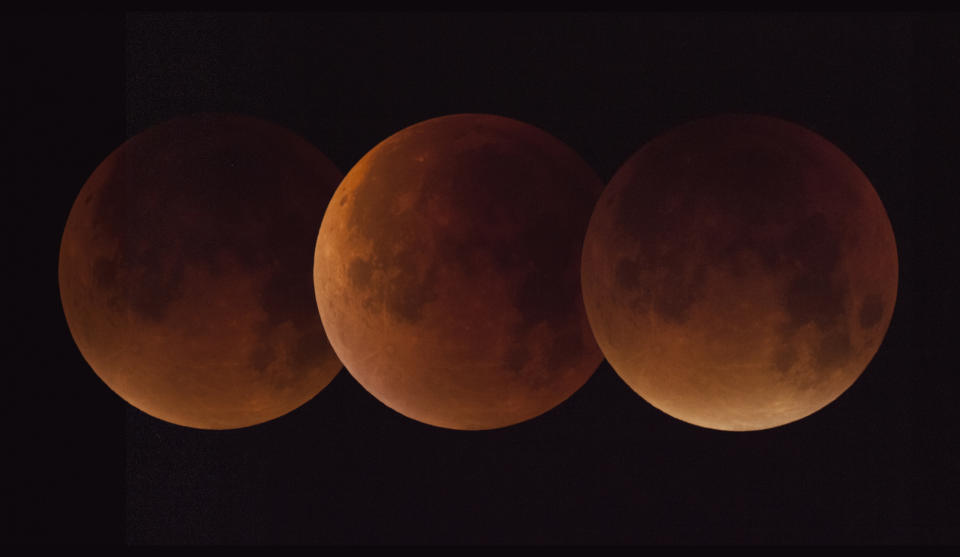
[314,114,604,430]
[59,114,344,429]
[581,114,898,431]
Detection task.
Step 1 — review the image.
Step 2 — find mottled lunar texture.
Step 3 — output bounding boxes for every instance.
[59,114,344,429]
[581,114,898,431]
[314,114,603,430]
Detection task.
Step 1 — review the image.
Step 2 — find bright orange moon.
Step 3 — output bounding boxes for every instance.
[314,114,604,430]
[59,114,344,429]
[581,114,898,431]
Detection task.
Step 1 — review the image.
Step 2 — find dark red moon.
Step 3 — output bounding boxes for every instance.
[59,114,344,429]
[314,114,604,430]
[581,114,898,431]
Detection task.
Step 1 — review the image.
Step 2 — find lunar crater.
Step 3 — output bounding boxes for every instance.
[859,294,885,330]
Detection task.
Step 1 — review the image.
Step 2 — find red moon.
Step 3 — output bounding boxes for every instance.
[314,114,603,430]
[581,114,898,431]
[59,114,344,429]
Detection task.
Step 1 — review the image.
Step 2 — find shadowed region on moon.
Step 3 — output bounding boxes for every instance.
[59,114,344,429]
[314,114,604,430]
[581,114,898,431]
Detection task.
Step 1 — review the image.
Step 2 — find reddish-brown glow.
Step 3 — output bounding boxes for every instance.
[581,114,898,431]
[59,114,344,429]
[314,114,603,430]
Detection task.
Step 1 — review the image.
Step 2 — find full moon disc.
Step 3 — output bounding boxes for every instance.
[59,114,344,429]
[581,114,898,431]
[314,114,604,430]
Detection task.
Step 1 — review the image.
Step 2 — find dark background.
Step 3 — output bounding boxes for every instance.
[8,12,959,545]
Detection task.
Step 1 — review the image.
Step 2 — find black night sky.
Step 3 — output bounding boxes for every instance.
[8,12,960,545]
